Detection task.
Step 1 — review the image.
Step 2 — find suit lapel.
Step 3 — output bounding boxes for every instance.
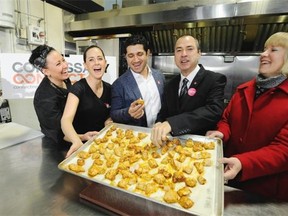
[126,69,143,99]
[151,69,164,96]
[189,67,205,89]
[172,75,182,109]
[180,67,206,107]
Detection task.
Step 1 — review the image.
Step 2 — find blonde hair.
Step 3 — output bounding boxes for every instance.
[264,32,288,76]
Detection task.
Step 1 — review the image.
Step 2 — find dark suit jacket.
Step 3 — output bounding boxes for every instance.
[111,68,165,127]
[157,65,227,136]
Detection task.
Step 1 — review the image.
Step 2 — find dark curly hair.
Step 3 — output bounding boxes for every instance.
[29,45,55,71]
[123,35,150,55]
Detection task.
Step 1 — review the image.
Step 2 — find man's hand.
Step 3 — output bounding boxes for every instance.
[128,99,145,119]
[151,121,172,147]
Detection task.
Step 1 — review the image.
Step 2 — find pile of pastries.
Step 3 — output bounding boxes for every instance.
[66,124,216,210]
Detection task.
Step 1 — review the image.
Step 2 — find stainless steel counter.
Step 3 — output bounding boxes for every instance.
[0,136,287,216]
[0,122,43,149]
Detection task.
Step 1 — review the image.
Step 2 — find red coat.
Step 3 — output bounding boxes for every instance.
[217,78,288,201]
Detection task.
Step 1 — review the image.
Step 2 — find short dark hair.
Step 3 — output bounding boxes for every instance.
[83,45,106,62]
[29,45,55,70]
[123,35,150,55]
[175,35,201,52]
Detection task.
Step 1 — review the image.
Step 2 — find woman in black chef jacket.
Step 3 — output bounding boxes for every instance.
[29,45,96,152]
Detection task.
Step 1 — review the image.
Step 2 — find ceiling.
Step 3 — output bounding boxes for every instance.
[43,0,288,54]
[41,0,104,14]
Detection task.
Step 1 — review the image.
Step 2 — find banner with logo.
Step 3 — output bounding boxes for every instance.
[0,54,117,99]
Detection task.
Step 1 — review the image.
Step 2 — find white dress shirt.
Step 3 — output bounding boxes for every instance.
[179,65,200,96]
[131,67,161,127]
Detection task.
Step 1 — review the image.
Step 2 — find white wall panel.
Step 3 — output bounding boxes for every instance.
[0,0,65,129]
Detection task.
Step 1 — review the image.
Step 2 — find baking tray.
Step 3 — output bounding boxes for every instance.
[58,123,224,216]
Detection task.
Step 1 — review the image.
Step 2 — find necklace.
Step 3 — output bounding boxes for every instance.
[49,80,68,98]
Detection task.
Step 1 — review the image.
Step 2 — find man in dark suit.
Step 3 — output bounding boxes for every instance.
[151,35,227,146]
[111,35,165,127]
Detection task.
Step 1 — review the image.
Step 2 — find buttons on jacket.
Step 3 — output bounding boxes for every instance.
[178,129,191,135]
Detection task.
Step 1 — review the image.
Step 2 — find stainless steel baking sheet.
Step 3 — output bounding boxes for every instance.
[58,123,224,216]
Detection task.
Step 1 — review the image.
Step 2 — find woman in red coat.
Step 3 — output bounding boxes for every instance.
[206,32,288,201]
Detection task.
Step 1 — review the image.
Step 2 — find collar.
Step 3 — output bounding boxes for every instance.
[180,65,200,85]
[238,78,288,94]
[131,66,152,80]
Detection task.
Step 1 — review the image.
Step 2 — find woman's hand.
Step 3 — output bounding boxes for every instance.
[206,130,224,139]
[66,131,98,157]
[66,141,83,158]
[81,131,98,141]
[104,118,113,126]
[220,157,242,182]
